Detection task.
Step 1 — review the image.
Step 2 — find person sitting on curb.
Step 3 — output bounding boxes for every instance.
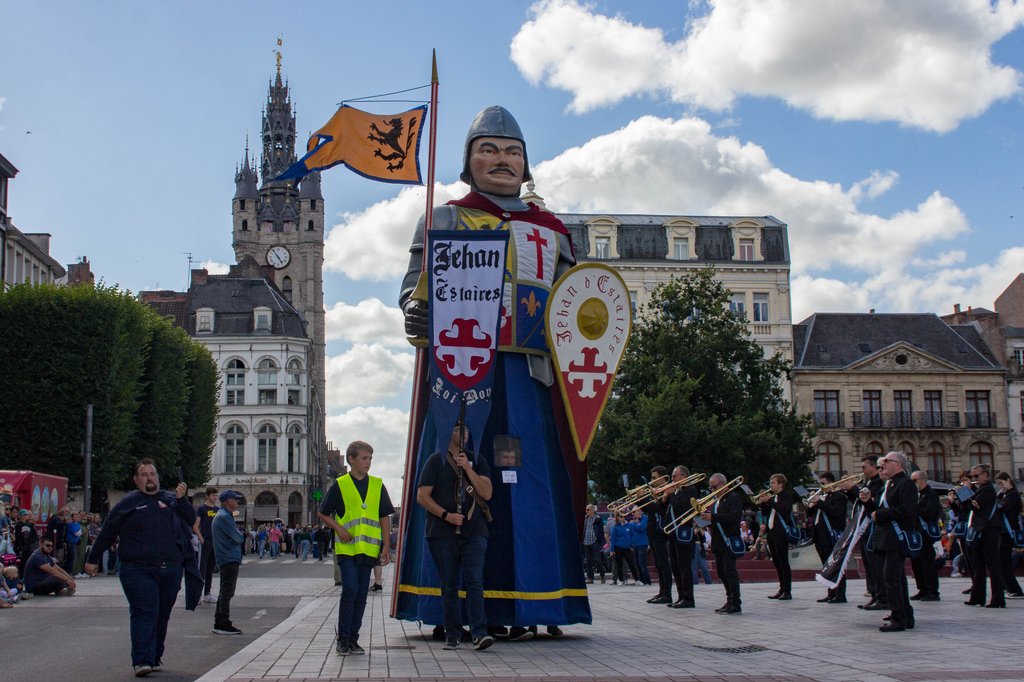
[25,537,77,596]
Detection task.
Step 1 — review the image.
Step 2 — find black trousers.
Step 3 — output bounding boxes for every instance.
[969,528,1005,605]
[713,547,741,607]
[767,530,791,593]
[880,549,913,626]
[668,538,694,603]
[612,547,639,583]
[649,535,672,596]
[199,542,216,596]
[859,534,886,603]
[911,536,940,597]
[214,562,240,628]
[999,535,1023,595]
[582,543,604,581]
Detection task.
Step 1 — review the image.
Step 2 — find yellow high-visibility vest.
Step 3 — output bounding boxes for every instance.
[333,474,383,558]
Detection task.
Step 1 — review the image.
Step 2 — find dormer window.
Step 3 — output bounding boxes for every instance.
[738,238,754,261]
[254,307,272,332]
[585,216,620,259]
[595,236,610,259]
[673,238,689,260]
[195,308,214,333]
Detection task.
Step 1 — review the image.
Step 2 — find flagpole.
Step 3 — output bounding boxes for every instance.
[391,50,439,617]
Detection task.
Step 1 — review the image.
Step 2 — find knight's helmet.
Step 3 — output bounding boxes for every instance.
[460,105,532,185]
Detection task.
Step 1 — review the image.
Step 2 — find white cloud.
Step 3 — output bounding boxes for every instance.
[200,260,230,275]
[326,405,410,502]
[326,343,414,409]
[324,182,467,281]
[325,298,406,346]
[0,96,6,113]
[511,0,1024,131]
[791,276,873,320]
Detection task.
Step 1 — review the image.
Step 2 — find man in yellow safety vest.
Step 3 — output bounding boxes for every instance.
[317,440,394,655]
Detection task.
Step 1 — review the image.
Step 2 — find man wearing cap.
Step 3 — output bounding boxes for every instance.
[397,106,591,632]
[212,490,245,635]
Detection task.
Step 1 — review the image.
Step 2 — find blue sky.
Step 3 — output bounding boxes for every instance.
[4,1,1023,492]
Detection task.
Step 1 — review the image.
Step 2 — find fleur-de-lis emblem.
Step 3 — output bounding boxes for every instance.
[521,291,542,317]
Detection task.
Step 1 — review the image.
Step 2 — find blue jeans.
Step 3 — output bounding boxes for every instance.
[119,562,183,666]
[301,539,311,561]
[427,534,487,640]
[336,555,372,643]
[270,541,280,557]
[692,551,712,584]
[258,539,266,557]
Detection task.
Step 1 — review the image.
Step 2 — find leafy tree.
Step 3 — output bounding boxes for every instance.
[590,268,814,501]
[178,342,218,487]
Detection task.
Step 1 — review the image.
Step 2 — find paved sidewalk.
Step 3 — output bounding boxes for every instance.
[195,566,1024,682]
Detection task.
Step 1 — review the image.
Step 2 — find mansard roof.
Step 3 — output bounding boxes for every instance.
[186,276,306,338]
[554,213,789,264]
[793,313,999,370]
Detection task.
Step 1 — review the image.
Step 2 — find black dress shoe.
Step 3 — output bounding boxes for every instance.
[648,596,672,604]
[675,601,695,608]
[718,603,741,614]
[919,594,940,602]
[767,591,783,599]
[714,603,730,613]
[862,602,887,611]
[906,621,915,630]
[962,588,972,594]
[985,602,1006,608]
[827,596,847,604]
[817,596,832,603]
[964,600,984,606]
[879,623,906,632]
[777,593,792,601]
[857,600,876,610]
[909,592,923,601]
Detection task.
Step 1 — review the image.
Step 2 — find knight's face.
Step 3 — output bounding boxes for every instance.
[469,136,525,195]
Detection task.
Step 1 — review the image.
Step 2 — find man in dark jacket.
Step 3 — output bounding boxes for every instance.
[581,504,605,584]
[849,456,887,610]
[701,473,743,614]
[85,459,197,677]
[963,464,1005,608]
[664,465,699,608]
[759,473,798,600]
[860,451,917,631]
[909,471,941,601]
[807,472,848,603]
[644,465,672,604]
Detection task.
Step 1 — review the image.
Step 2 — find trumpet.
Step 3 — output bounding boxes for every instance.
[750,487,774,506]
[802,473,863,506]
[608,475,668,513]
[662,476,744,534]
[634,474,707,509]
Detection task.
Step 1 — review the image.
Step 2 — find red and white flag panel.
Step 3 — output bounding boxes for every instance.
[546,264,632,461]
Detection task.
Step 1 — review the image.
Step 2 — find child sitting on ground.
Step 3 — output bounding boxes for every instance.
[1,565,28,605]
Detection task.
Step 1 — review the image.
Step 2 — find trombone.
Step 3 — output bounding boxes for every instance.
[662,476,744,534]
[802,473,862,506]
[634,473,707,509]
[608,475,668,513]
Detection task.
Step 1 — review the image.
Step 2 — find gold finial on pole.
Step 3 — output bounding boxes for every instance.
[275,37,283,76]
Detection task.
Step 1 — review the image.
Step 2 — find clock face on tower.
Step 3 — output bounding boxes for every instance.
[267,246,290,269]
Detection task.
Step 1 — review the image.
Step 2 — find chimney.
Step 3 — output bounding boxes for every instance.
[954,303,961,314]
[869,308,875,314]
[190,268,209,288]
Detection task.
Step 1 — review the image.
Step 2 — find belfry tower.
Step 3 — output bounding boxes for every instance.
[231,54,327,422]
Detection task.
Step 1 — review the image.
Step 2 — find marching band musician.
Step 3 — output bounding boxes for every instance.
[664,465,699,609]
[806,472,848,603]
[994,472,1023,598]
[849,456,887,611]
[859,451,916,632]
[759,474,797,600]
[962,464,1005,608]
[645,466,674,605]
[947,470,975,584]
[909,471,941,602]
[700,473,743,614]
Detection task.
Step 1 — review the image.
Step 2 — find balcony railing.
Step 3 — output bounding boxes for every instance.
[926,469,953,484]
[850,411,960,429]
[964,412,997,428]
[812,412,844,428]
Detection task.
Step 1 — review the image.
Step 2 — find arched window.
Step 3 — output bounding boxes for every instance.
[816,442,841,476]
[897,441,915,464]
[927,442,946,482]
[241,219,248,231]
[224,424,245,473]
[968,441,994,468]
[257,358,278,384]
[225,359,246,405]
[281,276,293,303]
[864,441,885,457]
[257,424,278,472]
[287,423,303,472]
[255,491,278,506]
[287,359,302,385]
[307,219,314,231]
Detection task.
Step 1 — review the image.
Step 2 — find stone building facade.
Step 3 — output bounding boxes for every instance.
[792,313,1012,482]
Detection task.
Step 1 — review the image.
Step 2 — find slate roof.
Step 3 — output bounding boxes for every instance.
[793,313,999,370]
[554,214,789,264]
[186,276,306,337]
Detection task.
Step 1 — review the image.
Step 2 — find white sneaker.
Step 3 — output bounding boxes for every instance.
[202,594,218,603]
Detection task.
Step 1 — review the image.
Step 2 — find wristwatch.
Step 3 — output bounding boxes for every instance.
[441,511,449,521]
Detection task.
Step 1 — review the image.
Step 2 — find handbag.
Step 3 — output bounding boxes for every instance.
[952,520,967,538]
[778,514,801,543]
[668,507,694,543]
[919,517,942,541]
[1003,515,1024,549]
[892,521,922,558]
[716,523,746,557]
